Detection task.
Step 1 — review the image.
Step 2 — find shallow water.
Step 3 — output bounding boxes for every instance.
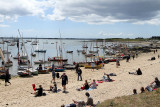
[0,39,133,75]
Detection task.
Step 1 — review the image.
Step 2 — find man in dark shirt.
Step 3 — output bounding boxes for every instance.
[77,67,82,81]
[60,73,68,93]
[35,85,43,97]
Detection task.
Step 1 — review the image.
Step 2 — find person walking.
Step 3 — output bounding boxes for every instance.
[77,67,82,81]
[5,69,11,86]
[60,73,68,93]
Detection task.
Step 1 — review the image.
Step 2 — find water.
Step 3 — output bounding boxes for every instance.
[0,39,134,75]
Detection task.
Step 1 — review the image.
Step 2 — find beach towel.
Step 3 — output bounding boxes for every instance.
[96,81,104,83]
[32,84,36,91]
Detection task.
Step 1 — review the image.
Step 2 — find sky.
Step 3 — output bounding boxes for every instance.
[0,0,160,39]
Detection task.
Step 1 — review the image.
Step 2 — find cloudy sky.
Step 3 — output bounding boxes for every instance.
[0,0,160,38]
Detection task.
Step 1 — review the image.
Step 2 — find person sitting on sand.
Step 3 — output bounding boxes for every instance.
[103,73,113,82]
[47,82,57,93]
[90,79,97,89]
[140,87,145,93]
[150,77,160,88]
[145,84,153,92]
[81,80,89,90]
[72,92,94,107]
[35,85,44,97]
[133,89,137,95]
[129,68,142,75]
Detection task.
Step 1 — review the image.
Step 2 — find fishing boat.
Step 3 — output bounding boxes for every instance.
[17,69,31,77]
[63,64,76,69]
[48,57,68,62]
[13,55,28,59]
[18,66,32,70]
[34,60,48,64]
[77,50,84,52]
[66,51,73,53]
[84,63,103,69]
[36,68,49,74]
[55,67,65,72]
[34,43,46,53]
[35,49,46,53]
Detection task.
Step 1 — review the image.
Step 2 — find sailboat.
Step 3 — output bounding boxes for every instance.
[17,30,32,77]
[54,31,66,72]
[4,43,13,67]
[34,43,46,53]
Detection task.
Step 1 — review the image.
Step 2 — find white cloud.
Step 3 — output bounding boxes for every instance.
[0,24,10,27]
[47,0,160,25]
[1,0,160,25]
[0,0,51,22]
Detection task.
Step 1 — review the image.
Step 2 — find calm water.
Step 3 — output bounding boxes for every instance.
[0,39,134,75]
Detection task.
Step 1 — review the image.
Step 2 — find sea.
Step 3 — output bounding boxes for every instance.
[0,39,136,75]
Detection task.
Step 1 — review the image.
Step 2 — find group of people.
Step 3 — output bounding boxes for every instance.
[61,92,94,107]
[133,77,160,95]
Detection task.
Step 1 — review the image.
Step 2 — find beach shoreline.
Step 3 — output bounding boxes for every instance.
[0,50,160,107]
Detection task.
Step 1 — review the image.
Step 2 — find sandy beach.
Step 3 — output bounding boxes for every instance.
[0,50,160,107]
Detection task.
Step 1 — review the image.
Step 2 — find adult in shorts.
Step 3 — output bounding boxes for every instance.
[60,73,68,93]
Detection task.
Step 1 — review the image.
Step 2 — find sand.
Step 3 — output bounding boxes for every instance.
[0,50,160,107]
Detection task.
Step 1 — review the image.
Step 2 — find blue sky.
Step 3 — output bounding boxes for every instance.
[0,0,160,38]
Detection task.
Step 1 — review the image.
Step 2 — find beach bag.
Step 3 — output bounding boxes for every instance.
[56,73,59,78]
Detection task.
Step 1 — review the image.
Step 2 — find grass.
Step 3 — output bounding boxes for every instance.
[97,89,160,107]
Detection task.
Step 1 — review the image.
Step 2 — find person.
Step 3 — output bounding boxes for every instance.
[150,77,160,88]
[116,59,120,68]
[132,54,135,60]
[60,73,68,93]
[51,69,56,83]
[96,61,99,70]
[77,67,82,81]
[129,68,142,75]
[136,68,142,75]
[72,92,94,107]
[75,63,79,73]
[90,79,97,89]
[85,92,94,106]
[81,80,89,90]
[91,62,95,71]
[133,89,137,95]
[35,85,44,97]
[126,55,130,62]
[39,64,42,70]
[5,69,11,86]
[140,87,145,93]
[47,82,57,93]
[103,73,112,82]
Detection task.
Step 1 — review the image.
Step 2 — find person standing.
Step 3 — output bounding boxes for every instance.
[91,62,95,71]
[5,69,11,86]
[77,67,82,81]
[75,63,79,73]
[51,70,56,83]
[60,73,68,93]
